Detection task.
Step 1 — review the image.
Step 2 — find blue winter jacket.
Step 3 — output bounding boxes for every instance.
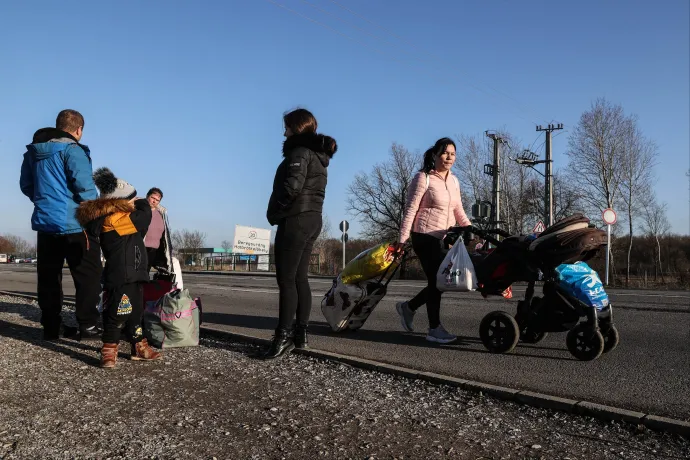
[20,128,98,235]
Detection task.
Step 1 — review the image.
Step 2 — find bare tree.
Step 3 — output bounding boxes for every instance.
[619,117,658,286]
[320,212,332,240]
[310,212,333,274]
[501,140,534,234]
[0,236,11,254]
[552,171,584,221]
[522,171,583,231]
[567,98,636,276]
[185,230,206,266]
[311,212,332,269]
[565,98,630,215]
[171,229,206,266]
[171,230,184,259]
[221,239,232,256]
[347,143,420,241]
[347,143,421,278]
[642,200,671,282]
[455,134,492,206]
[1,234,33,257]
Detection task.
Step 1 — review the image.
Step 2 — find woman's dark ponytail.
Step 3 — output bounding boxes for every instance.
[421,148,435,173]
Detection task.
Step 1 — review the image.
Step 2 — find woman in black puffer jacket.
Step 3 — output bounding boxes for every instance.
[265,108,337,359]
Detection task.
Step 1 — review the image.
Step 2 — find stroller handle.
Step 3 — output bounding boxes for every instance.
[445,225,510,248]
[468,226,512,238]
[447,226,510,237]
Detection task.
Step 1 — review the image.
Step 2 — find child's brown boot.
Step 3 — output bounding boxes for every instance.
[100,343,119,369]
[130,338,162,361]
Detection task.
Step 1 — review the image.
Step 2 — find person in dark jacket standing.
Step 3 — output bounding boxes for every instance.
[76,168,162,368]
[19,110,103,341]
[265,108,337,359]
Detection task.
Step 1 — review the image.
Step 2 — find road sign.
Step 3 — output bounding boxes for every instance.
[602,208,617,225]
[341,233,349,243]
[533,220,546,233]
[339,220,349,232]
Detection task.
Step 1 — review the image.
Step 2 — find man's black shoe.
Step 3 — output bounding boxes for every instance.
[78,326,103,342]
[43,328,60,342]
[63,325,79,339]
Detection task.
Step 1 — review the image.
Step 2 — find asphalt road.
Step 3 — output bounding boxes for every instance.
[2,265,689,422]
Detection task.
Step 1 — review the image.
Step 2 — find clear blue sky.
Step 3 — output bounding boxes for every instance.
[1,0,688,247]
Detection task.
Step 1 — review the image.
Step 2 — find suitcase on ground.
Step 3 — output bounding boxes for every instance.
[321,260,402,332]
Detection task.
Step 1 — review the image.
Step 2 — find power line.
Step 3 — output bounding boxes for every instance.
[532,130,567,158]
[299,0,404,50]
[264,0,396,58]
[266,0,547,126]
[527,132,542,153]
[328,0,549,125]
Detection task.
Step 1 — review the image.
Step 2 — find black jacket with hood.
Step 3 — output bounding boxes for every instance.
[267,133,337,226]
[76,198,152,288]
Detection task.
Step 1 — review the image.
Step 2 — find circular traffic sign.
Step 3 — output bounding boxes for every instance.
[602,208,617,225]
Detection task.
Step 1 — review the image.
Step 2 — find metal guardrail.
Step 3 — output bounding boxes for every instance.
[192,253,321,274]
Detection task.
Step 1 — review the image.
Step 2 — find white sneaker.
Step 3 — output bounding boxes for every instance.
[396,301,415,332]
[426,324,457,344]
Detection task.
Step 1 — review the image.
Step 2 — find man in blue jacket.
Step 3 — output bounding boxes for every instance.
[20,109,103,341]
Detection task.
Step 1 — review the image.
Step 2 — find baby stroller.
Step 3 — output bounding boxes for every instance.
[446,214,619,361]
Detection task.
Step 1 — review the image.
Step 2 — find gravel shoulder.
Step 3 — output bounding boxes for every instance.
[0,295,688,460]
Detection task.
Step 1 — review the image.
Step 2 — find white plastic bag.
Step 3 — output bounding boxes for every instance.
[436,241,478,292]
[172,257,183,290]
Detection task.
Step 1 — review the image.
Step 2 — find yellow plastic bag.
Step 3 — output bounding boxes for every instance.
[341,242,398,285]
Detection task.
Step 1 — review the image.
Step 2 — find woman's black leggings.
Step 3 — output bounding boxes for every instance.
[274,212,322,330]
[407,232,447,329]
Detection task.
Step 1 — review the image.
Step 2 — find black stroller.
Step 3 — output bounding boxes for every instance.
[445,214,619,361]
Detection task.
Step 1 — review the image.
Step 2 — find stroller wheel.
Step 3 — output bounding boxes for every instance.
[602,325,619,354]
[566,324,604,361]
[520,329,548,344]
[479,311,520,354]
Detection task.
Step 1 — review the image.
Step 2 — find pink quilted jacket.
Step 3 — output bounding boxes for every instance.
[399,170,471,244]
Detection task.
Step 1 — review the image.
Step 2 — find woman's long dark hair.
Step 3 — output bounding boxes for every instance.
[421,137,456,173]
[284,108,317,135]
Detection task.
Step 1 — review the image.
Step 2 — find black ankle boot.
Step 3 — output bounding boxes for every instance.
[294,326,308,349]
[263,328,294,359]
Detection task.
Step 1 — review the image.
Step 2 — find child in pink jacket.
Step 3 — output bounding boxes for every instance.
[395,137,471,343]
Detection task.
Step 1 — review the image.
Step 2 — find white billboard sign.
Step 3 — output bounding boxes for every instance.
[233,225,272,271]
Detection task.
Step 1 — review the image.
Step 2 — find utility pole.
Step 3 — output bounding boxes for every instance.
[484,131,506,231]
[536,123,563,227]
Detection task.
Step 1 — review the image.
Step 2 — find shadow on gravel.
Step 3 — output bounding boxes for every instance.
[0,318,100,367]
[203,312,575,361]
[4,291,76,303]
[0,300,44,324]
[201,336,267,359]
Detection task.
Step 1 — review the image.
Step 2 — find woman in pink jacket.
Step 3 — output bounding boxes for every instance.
[395,137,472,344]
